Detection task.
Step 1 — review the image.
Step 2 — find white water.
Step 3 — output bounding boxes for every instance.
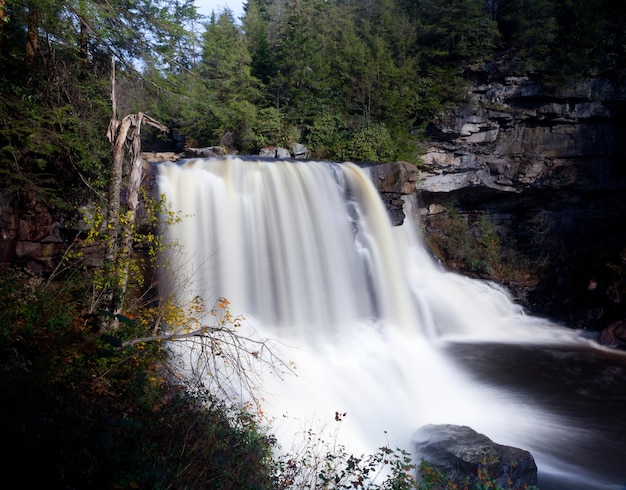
[156,157,616,487]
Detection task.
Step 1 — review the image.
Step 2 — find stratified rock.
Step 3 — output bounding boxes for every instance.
[365,161,419,225]
[413,424,538,489]
[417,69,626,329]
[419,72,625,195]
[368,161,419,195]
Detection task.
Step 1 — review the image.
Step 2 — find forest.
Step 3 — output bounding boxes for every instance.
[1,0,626,488]
[2,0,625,205]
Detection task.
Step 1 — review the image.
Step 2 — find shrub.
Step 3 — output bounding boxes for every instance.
[338,122,396,163]
[0,266,276,489]
[425,208,502,277]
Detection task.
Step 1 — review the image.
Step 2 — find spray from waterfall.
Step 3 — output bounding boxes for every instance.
[157,157,601,485]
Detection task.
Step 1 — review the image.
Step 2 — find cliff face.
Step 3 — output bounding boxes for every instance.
[418,70,626,330]
[421,75,625,194]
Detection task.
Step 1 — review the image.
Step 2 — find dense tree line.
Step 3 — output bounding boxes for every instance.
[1,0,625,202]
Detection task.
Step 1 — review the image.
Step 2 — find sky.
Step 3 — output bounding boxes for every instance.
[195,0,245,21]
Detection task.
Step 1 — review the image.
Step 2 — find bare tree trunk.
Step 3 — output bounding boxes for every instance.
[26,4,39,66]
[80,20,89,71]
[102,59,167,326]
[117,112,145,303]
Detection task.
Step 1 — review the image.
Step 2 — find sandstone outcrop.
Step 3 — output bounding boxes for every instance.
[364,160,419,225]
[417,68,626,331]
[420,75,625,195]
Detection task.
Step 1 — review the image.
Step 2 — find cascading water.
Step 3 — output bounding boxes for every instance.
[157,157,626,490]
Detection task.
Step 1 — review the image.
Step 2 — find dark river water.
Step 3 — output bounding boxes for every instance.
[158,158,626,489]
[445,341,626,490]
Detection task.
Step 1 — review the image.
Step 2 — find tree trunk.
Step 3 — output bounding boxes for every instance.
[102,59,167,327]
[0,0,6,53]
[80,20,89,70]
[78,0,89,72]
[117,112,145,304]
[26,4,39,66]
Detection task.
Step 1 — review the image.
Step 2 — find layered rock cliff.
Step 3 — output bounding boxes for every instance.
[418,68,626,331]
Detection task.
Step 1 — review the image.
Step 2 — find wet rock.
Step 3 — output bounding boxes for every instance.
[413,424,538,489]
[598,321,626,349]
[365,161,419,225]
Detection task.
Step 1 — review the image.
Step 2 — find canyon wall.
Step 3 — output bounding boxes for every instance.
[418,69,626,331]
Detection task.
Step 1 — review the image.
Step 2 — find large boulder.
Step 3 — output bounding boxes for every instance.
[259,146,291,158]
[413,424,538,489]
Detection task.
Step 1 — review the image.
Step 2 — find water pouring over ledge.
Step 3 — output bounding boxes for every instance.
[157,157,626,490]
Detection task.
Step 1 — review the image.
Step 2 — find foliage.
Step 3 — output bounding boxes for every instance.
[416,457,539,490]
[305,115,401,162]
[0,76,111,205]
[250,106,299,149]
[0,265,278,489]
[306,112,346,159]
[71,191,183,315]
[275,418,418,490]
[3,0,623,179]
[425,208,504,277]
[338,122,396,163]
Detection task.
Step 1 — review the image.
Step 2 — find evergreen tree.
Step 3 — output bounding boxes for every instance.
[200,9,258,103]
[271,0,335,121]
[0,0,204,201]
[242,0,276,87]
[496,0,557,71]
[418,0,499,66]
[197,9,260,150]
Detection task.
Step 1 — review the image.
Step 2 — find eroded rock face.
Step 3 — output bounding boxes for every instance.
[421,76,626,194]
[418,69,626,331]
[0,190,89,273]
[413,424,538,489]
[364,161,419,225]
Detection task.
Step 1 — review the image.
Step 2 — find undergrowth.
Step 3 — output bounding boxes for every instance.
[424,208,538,284]
[0,265,538,489]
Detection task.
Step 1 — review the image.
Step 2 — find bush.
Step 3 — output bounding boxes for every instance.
[425,208,502,276]
[0,266,277,489]
[306,116,396,163]
[338,122,396,163]
[306,113,345,159]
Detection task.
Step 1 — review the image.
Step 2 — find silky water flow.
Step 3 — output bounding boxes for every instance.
[157,157,626,490]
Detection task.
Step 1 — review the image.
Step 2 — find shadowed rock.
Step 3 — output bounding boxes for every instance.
[413,424,538,489]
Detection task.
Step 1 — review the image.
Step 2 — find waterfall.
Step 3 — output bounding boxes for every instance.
[156,157,621,489]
